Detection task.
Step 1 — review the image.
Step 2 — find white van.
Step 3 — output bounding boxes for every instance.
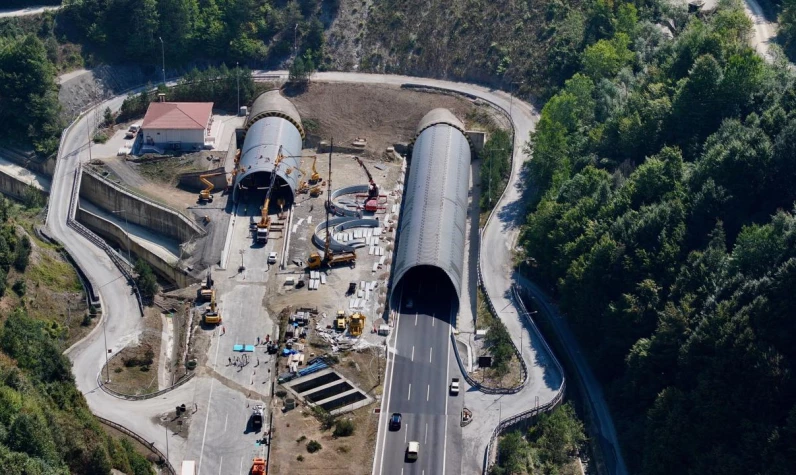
[406,441,419,461]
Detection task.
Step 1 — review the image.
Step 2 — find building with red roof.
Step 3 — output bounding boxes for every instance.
[141,101,213,152]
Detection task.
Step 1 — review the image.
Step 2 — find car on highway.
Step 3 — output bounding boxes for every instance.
[406,441,419,461]
[389,412,402,430]
[268,252,277,265]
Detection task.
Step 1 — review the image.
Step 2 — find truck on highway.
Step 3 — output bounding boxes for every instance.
[450,377,460,396]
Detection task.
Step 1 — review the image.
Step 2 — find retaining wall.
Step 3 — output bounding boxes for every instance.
[76,208,197,288]
[79,169,204,242]
[0,170,49,202]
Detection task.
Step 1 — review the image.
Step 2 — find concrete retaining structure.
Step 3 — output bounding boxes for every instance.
[76,207,197,288]
[79,169,204,242]
[0,169,49,202]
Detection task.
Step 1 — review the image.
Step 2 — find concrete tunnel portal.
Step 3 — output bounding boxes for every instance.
[391,108,473,317]
[233,90,305,205]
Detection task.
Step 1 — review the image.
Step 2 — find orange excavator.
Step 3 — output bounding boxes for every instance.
[250,443,266,475]
[198,169,239,202]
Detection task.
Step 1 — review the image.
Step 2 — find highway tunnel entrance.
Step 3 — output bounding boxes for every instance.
[392,265,459,321]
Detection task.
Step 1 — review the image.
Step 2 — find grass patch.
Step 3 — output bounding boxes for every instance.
[26,251,82,293]
[136,156,203,185]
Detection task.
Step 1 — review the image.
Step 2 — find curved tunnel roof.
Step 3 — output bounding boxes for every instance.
[392,109,472,301]
[245,90,304,139]
[234,91,304,201]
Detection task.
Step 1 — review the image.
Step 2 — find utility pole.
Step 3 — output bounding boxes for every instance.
[159,37,166,86]
[165,426,169,463]
[236,61,240,115]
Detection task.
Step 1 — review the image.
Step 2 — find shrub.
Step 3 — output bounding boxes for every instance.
[81,313,92,326]
[12,280,25,296]
[296,455,304,462]
[296,435,306,443]
[333,419,355,437]
[93,132,109,144]
[306,440,322,453]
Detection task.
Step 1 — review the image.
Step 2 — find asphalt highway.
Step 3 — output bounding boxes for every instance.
[374,280,463,475]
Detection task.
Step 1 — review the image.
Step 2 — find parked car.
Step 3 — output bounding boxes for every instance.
[268,252,277,265]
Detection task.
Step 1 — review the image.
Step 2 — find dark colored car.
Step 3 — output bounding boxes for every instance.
[389,413,402,431]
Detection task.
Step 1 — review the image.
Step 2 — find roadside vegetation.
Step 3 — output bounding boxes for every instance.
[492,403,586,475]
[521,0,796,473]
[479,129,513,212]
[0,194,155,473]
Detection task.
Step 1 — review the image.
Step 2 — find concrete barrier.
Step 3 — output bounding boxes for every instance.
[76,207,197,288]
[79,169,204,242]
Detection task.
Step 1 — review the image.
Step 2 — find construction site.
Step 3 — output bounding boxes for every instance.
[52,81,496,474]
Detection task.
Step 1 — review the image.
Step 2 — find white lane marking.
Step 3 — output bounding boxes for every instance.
[239,457,243,475]
[427,384,430,401]
[405,423,408,443]
[411,346,414,362]
[425,423,428,443]
[217,456,223,475]
[198,328,222,475]
[432,318,435,327]
[442,308,452,475]
[224,413,228,433]
[407,383,411,400]
[415,313,418,325]
[429,347,433,363]
[377,304,402,475]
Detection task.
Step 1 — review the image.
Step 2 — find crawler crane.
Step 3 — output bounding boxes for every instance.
[353,156,386,212]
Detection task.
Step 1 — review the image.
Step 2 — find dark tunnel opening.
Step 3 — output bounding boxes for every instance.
[391,265,459,324]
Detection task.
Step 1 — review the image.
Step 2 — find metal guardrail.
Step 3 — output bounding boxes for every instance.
[95,415,176,475]
[97,370,195,401]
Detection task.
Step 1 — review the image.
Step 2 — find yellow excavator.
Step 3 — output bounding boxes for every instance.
[198,271,213,301]
[255,148,283,244]
[204,289,221,324]
[307,140,356,269]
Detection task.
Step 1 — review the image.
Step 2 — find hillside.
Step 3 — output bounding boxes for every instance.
[520,1,796,473]
[0,200,154,475]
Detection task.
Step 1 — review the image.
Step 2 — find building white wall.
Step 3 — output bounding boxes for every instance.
[142,128,205,150]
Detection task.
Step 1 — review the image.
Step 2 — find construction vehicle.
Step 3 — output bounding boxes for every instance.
[198,169,238,202]
[255,148,284,244]
[308,140,357,269]
[250,404,264,431]
[309,184,323,197]
[335,311,347,332]
[353,156,386,212]
[309,155,321,183]
[349,312,365,336]
[250,457,266,475]
[204,290,221,324]
[198,271,213,301]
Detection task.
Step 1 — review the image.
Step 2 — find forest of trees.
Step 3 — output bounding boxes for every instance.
[0,34,62,156]
[60,0,333,66]
[521,0,796,473]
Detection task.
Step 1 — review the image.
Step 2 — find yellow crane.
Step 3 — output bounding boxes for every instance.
[255,147,283,243]
[309,155,321,184]
[307,139,356,269]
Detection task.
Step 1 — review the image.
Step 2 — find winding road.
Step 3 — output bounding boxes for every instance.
[48,70,628,473]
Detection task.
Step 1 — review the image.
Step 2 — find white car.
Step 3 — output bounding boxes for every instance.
[267,252,277,265]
